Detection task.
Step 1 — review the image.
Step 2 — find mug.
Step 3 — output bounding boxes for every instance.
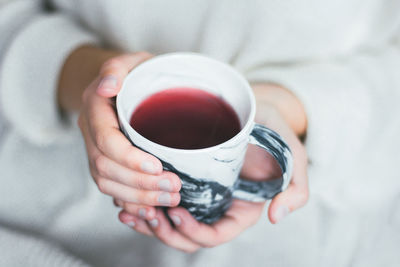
[117,53,293,224]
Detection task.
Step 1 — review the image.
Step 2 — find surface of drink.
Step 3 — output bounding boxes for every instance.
[130,87,241,149]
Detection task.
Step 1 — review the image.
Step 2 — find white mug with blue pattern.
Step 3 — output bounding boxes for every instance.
[117,53,293,224]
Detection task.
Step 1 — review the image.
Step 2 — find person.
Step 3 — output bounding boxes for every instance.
[0,0,399,266]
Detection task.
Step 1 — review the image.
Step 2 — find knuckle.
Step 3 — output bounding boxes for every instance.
[185,248,199,254]
[95,131,111,152]
[81,88,90,104]
[89,167,98,180]
[170,193,181,206]
[150,192,163,206]
[125,149,140,168]
[124,203,137,214]
[195,232,220,248]
[94,132,105,151]
[77,115,84,129]
[94,155,108,176]
[298,188,309,206]
[97,178,108,194]
[102,58,123,71]
[135,176,147,190]
[114,198,123,207]
[135,51,153,59]
[156,232,169,244]
[247,215,261,228]
[136,191,153,206]
[300,147,309,163]
[167,173,182,191]
[203,240,218,248]
[294,143,308,164]
[203,231,225,248]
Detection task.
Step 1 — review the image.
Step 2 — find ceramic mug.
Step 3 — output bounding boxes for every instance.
[117,53,293,224]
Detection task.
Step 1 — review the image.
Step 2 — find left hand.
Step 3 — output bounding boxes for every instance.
[117,83,309,253]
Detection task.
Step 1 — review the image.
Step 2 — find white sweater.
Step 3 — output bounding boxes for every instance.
[0,0,399,266]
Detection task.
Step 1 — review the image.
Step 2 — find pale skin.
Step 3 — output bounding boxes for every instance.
[58,46,309,253]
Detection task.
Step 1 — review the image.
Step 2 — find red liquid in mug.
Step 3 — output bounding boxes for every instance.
[130,87,241,149]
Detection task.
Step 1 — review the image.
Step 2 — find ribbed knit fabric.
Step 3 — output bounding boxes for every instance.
[0,227,90,267]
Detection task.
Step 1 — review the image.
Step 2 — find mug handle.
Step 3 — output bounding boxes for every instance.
[232,124,293,202]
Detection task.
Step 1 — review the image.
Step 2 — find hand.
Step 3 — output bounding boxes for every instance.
[249,83,309,223]
[117,83,309,252]
[77,51,182,219]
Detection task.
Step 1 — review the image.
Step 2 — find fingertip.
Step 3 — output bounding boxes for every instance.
[168,207,195,225]
[159,192,181,207]
[267,206,276,224]
[119,210,137,225]
[96,87,119,97]
[171,192,181,207]
[158,172,182,192]
[96,75,119,97]
[267,199,278,224]
[268,204,289,224]
[167,209,183,227]
[169,214,182,226]
[140,157,163,175]
[147,208,169,230]
[167,172,182,192]
[145,207,157,220]
[153,160,164,175]
[268,187,300,224]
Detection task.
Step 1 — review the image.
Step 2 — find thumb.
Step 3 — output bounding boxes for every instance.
[267,175,309,224]
[263,116,309,224]
[96,52,153,97]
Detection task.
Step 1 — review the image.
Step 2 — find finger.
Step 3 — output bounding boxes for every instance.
[78,114,106,180]
[167,200,265,248]
[120,202,157,220]
[147,209,200,253]
[254,111,309,224]
[81,115,179,208]
[119,210,154,236]
[241,144,282,181]
[81,111,161,179]
[97,52,153,97]
[268,141,309,224]
[96,178,181,207]
[268,178,309,224]
[94,155,181,192]
[85,94,162,175]
[113,198,122,207]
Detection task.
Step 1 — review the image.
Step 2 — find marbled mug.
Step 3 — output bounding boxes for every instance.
[117,53,293,224]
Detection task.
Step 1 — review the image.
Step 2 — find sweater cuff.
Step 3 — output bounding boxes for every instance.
[0,14,99,145]
[245,62,372,168]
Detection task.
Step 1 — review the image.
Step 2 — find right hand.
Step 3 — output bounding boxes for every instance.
[78,52,181,220]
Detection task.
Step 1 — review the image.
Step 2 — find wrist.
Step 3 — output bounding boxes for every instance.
[57,45,122,112]
[251,83,307,137]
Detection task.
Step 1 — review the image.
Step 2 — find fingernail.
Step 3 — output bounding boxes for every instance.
[139,208,147,219]
[158,193,171,206]
[170,215,181,226]
[149,219,158,228]
[274,206,290,223]
[125,221,136,227]
[97,75,118,93]
[158,179,172,191]
[141,161,156,174]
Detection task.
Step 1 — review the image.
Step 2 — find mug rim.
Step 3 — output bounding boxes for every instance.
[116,52,256,154]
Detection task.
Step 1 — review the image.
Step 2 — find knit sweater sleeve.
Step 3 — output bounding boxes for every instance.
[0,226,91,267]
[245,35,400,170]
[0,0,100,145]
